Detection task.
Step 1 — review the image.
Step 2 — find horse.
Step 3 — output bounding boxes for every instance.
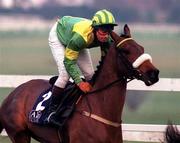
[165,124,180,143]
[0,24,159,143]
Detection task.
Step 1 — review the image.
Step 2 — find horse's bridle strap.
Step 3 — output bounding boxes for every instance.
[82,111,121,128]
[117,38,133,47]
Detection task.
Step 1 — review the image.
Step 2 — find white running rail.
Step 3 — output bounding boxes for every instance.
[0,75,180,91]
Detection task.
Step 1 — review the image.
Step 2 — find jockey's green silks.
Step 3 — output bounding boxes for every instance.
[56,16,112,84]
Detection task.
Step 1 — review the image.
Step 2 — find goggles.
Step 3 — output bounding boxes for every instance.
[94,24,114,33]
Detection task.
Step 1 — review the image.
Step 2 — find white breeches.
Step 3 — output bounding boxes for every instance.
[48,22,94,88]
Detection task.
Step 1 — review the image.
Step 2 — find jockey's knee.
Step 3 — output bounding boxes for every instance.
[54,76,69,88]
[84,71,94,81]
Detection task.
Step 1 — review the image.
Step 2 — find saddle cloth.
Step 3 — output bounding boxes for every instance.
[29,87,52,124]
[29,77,83,126]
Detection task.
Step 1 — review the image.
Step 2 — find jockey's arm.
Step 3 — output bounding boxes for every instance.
[63,34,87,84]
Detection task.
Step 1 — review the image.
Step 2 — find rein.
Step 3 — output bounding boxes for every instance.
[78,37,135,128]
[88,77,125,94]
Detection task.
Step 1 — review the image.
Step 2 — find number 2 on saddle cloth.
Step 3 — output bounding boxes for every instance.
[29,77,83,126]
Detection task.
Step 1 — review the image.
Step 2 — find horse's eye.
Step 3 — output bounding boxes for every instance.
[118,48,130,55]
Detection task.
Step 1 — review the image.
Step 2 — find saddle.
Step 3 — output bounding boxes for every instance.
[29,76,83,128]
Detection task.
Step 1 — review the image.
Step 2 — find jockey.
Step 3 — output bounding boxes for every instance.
[47,9,118,126]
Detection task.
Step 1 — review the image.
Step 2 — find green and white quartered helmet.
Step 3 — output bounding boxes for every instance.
[92,9,118,27]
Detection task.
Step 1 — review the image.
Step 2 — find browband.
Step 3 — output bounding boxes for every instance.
[116,38,133,47]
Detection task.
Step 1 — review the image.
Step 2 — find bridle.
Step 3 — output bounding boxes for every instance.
[117,38,143,80]
[117,38,153,83]
[79,37,152,128]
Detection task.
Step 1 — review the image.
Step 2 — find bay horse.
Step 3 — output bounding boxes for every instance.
[0,25,159,143]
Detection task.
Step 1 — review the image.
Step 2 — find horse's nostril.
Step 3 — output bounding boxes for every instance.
[147,71,154,78]
[156,70,159,75]
[155,69,160,76]
[147,69,159,81]
[154,70,159,80]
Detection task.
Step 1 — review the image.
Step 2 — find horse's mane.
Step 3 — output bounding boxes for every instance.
[91,56,105,85]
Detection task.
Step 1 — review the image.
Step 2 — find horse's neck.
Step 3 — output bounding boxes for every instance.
[89,46,127,121]
[94,46,125,88]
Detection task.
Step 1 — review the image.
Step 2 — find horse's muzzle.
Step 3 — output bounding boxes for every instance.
[144,69,159,86]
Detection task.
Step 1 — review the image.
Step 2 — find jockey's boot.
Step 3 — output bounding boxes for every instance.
[46,85,64,127]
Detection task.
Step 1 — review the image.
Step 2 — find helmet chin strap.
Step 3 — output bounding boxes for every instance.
[132,53,152,68]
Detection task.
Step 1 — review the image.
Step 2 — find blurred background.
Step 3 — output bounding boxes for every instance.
[0,0,180,142]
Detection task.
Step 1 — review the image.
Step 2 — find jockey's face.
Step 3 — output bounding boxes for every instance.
[95,25,113,43]
[96,28,109,42]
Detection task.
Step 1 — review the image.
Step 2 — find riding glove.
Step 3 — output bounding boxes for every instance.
[78,81,92,93]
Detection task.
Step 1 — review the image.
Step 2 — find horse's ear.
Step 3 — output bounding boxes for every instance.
[124,24,131,37]
[110,31,120,43]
